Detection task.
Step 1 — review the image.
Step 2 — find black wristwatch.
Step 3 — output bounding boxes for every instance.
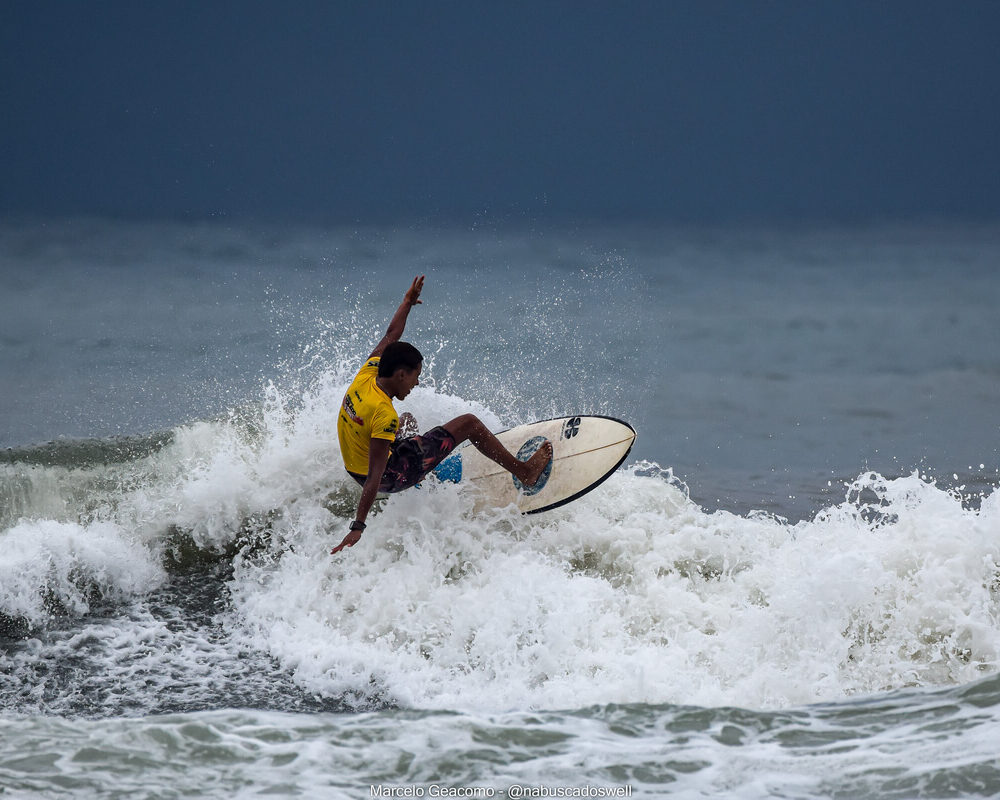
[349,520,367,532]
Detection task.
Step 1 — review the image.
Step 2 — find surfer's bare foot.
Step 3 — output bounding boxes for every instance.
[519,441,553,487]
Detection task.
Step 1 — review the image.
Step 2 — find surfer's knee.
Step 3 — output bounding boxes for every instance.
[443,413,485,442]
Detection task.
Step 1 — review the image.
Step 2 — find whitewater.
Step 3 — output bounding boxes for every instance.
[1,219,999,798]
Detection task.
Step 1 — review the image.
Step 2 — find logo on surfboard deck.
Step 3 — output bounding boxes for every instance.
[512,436,553,496]
[562,417,582,440]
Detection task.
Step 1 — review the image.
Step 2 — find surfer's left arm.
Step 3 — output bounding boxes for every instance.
[368,275,424,358]
[331,438,392,555]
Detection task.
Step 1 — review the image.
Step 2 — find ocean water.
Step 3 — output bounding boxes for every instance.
[1,218,999,798]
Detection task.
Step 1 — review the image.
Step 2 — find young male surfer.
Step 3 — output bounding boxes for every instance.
[331,275,553,555]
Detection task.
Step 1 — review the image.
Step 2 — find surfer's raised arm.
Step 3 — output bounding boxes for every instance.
[368,275,424,359]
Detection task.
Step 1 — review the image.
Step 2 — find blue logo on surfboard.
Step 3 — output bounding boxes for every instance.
[433,454,462,483]
[511,436,552,495]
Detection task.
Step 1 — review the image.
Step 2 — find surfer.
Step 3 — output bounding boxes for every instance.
[331,275,553,555]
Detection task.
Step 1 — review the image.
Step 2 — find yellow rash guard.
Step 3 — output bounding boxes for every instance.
[337,358,399,476]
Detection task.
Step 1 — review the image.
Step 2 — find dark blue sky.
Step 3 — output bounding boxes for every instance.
[2,1,998,224]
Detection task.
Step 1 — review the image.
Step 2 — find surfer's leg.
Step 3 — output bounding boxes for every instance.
[442,414,553,487]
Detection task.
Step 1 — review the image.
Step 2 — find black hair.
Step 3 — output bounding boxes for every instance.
[378,341,423,377]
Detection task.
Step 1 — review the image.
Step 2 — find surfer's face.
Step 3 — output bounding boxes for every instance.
[396,363,421,399]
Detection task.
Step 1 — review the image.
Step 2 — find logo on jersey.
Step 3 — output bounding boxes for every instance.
[342,393,364,426]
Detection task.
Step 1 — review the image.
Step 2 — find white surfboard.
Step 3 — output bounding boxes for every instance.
[432,415,636,514]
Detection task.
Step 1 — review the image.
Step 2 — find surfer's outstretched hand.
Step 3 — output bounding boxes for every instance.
[404,275,424,307]
[331,529,362,555]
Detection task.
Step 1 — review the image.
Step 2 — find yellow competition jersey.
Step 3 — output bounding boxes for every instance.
[338,357,399,475]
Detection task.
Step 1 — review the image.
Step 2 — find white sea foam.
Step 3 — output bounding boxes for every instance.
[3,358,998,714]
[214,385,1000,713]
[0,519,164,627]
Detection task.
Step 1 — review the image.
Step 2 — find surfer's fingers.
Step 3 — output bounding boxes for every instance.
[407,275,424,304]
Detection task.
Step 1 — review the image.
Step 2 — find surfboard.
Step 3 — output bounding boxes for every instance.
[431,415,636,514]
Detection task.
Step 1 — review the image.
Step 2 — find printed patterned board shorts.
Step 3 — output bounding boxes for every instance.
[349,426,458,494]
